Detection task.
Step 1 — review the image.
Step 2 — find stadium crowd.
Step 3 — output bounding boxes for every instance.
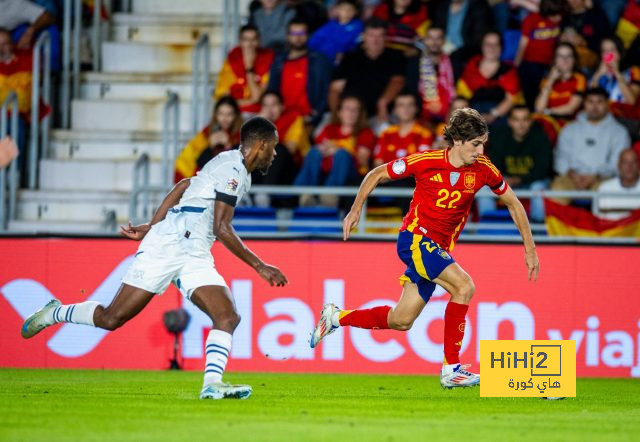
[177,0,640,221]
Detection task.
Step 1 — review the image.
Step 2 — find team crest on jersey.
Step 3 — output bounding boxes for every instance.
[439,249,451,260]
[449,172,460,186]
[392,159,406,175]
[464,172,476,189]
[226,178,239,192]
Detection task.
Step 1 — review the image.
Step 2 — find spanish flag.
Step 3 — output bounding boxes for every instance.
[616,0,640,48]
[545,198,640,237]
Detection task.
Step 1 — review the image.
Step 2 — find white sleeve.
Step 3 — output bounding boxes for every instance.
[213,163,244,206]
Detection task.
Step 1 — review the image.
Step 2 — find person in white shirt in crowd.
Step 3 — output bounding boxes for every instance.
[594,149,640,219]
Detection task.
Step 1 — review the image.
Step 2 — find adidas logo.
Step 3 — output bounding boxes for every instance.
[430,173,443,183]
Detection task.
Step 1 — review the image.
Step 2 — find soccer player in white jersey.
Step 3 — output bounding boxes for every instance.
[21,117,288,400]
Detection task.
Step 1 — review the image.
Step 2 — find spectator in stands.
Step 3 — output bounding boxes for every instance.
[259,90,310,165]
[0,0,55,49]
[329,17,406,127]
[250,0,296,53]
[294,95,376,206]
[533,42,586,142]
[429,0,494,78]
[174,96,242,182]
[432,95,469,148]
[589,36,640,106]
[594,148,640,219]
[308,0,363,64]
[560,0,611,71]
[288,0,329,34]
[373,92,434,167]
[515,0,568,107]
[215,25,274,115]
[406,26,456,122]
[372,0,430,55]
[477,105,553,221]
[267,19,333,126]
[456,32,521,125]
[552,87,631,202]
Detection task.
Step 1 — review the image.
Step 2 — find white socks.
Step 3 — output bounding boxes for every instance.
[46,301,101,326]
[203,329,232,386]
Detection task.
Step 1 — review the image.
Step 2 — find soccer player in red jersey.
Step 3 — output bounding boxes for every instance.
[310,108,539,388]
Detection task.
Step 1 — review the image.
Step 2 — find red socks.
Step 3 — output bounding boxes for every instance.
[443,301,469,365]
[338,306,391,329]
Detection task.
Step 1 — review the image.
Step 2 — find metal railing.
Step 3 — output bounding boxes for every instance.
[28,30,52,189]
[0,92,20,231]
[223,0,242,56]
[162,91,180,188]
[129,153,150,224]
[191,34,211,136]
[127,183,640,242]
[61,0,106,128]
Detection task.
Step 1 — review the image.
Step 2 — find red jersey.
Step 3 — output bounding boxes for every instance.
[521,14,561,65]
[387,150,507,251]
[374,123,434,163]
[316,124,377,175]
[456,55,520,101]
[281,56,312,116]
[541,72,586,110]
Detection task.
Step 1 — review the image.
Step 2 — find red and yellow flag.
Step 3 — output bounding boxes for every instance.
[545,198,640,237]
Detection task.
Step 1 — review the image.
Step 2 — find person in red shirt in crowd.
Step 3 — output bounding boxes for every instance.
[174,96,243,182]
[372,0,430,55]
[456,32,521,125]
[294,95,376,206]
[214,24,275,114]
[374,92,434,167]
[311,108,539,390]
[515,0,568,106]
[406,26,455,122]
[533,42,586,142]
[267,18,333,126]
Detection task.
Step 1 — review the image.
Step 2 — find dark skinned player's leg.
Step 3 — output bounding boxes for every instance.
[190,285,241,386]
[92,283,156,331]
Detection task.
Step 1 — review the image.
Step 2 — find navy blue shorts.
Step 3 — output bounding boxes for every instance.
[396,230,455,303]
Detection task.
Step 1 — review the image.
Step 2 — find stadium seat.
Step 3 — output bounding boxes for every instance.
[363,207,403,234]
[289,207,341,233]
[476,209,519,235]
[232,207,278,232]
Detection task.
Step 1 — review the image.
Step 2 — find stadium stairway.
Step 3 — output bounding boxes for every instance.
[9,0,250,234]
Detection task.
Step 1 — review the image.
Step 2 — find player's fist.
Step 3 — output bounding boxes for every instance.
[120,221,150,241]
[256,263,288,287]
[343,209,360,240]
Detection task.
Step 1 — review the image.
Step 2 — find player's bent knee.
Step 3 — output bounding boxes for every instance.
[215,311,241,332]
[459,279,475,303]
[388,316,413,331]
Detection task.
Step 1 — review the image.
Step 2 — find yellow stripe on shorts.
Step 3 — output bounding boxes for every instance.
[410,234,430,280]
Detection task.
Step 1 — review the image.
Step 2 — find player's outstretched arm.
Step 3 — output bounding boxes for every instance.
[120,178,191,241]
[343,164,392,240]
[498,186,540,281]
[213,200,288,287]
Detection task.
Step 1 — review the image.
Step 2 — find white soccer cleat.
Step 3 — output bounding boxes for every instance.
[310,303,340,349]
[199,382,252,400]
[440,364,480,389]
[21,299,60,339]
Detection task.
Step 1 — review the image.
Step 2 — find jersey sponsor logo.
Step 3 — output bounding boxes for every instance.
[430,173,443,183]
[392,159,406,175]
[226,178,239,192]
[450,172,460,186]
[464,172,476,189]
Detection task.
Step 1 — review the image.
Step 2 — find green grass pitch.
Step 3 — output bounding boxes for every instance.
[1,369,638,441]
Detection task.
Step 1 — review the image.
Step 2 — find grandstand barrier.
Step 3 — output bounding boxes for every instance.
[161,91,180,188]
[61,0,82,129]
[191,34,211,136]
[0,92,19,231]
[28,30,52,189]
[1,238,638,377]
[126,184,640,242]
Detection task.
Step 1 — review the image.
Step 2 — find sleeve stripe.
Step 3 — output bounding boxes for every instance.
[476,158,501,177]
[215,192,238,207]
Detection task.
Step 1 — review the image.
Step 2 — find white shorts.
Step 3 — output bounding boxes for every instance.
[122,229,227,299]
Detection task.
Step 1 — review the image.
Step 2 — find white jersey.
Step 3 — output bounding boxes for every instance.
[151,149,251,252]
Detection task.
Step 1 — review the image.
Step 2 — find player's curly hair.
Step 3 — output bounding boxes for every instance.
[442,108,488,146]
[241,116,278,146]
